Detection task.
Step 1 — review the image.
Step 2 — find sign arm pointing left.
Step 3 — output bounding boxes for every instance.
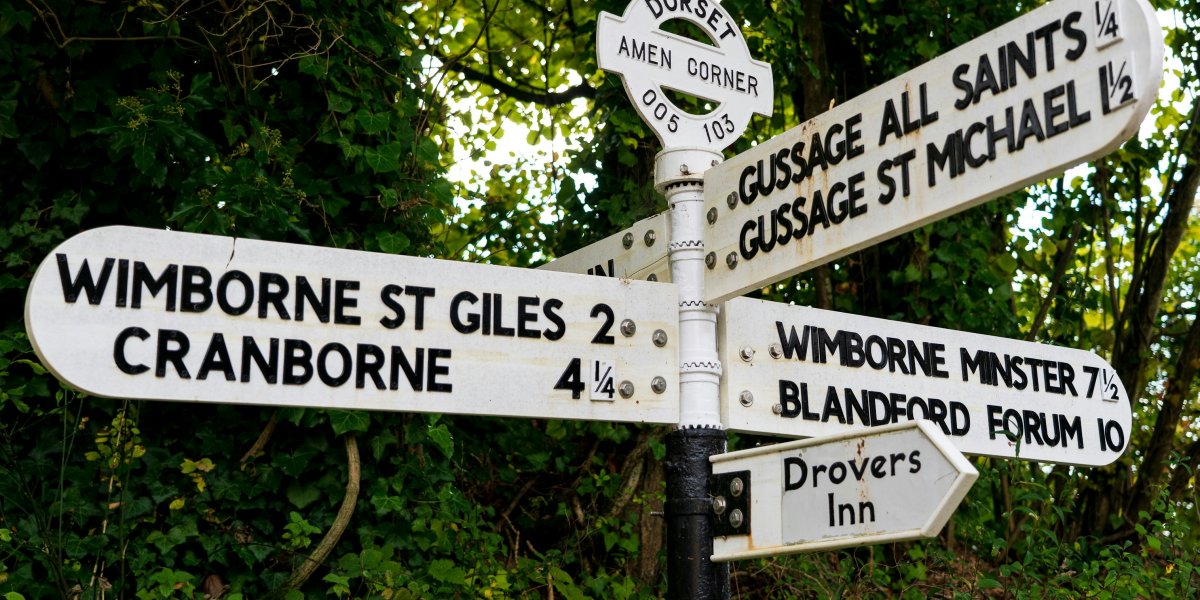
[25,226,681,425]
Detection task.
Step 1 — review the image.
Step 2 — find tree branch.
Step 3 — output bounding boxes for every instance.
[1127,304,1200,519]
[443,60,595,106]
[1111,95,1200,400]
[267,435,361,599]
[1026,209,1081,342]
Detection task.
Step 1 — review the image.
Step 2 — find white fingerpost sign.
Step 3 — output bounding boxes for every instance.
[597,0,774,151]
[710,421,978,561]
[539,212,672,283]
[25,227,680,424]
[719,297,1132,466]
[701,0,1163,303]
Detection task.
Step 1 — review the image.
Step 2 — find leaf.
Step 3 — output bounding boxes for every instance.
[132,144,168,187]
[371,495,406,515]
[355,109,390,134]
[298,55,326,77]
[374,230,409,254]
[364,142,402,173]
[428,559,465,584]
[0,99,17,139]
[426,423,454,459]
[328,410,370,435]
[978,578,1002,589]
[14,359,45,375]
[286,481,321,509]
[327,92,353,113]
[415,138,439,164]
[132,143,156,174]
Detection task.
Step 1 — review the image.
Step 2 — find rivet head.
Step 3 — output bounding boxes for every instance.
[739,346,755,362]
[768,343,784,359]
[618,381,634,398]
[772,403,783,415]
[705,252,717,269]
[652,329,668,347]
[729,508,744,529]
[712,496,727,515]
[644,230,656,246]
[651,376,667,394]
[730,478,744,497]
[620,319,636,336]
[647,273,658,282]
[622,232,634,249]
[738,391,753,407]
[726,192,738,209]
[706,207,718,224]
[726,252,738,269]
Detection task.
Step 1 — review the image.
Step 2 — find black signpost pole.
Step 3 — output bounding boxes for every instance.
[666,427,728,599]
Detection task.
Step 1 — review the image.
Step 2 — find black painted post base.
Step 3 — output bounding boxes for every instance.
[665,427,729,600]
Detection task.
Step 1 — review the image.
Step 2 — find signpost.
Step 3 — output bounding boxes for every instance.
[595,2,777,595]
[710,421,977,561]
[700,0,1164,303]
[19,0,1160,595]
[539,212,671,282]
[25,227,680,424]
[718,297,1131,465]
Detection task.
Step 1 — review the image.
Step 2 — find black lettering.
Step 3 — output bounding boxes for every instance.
[283,339,313,385]
[113,326,150,374]
[317,342,352,386]
[952,63,973,110]
[406,285,434,330]
[217,271,254,315]
[296,276,331,323]
[155,329,190,378]
[779,379,804,418]
[390,346,424,391]
[57,255,114,305]
[450,291,480,334]
[334,280,361,325]
[197,333,236,381]
[356,343,386,389]
[257,272,291,320]
[1063,12,1086,60]
[379,284,406,329]
[543,299,566,341]
[180,265,213,312]
[241,336,279,384]
[784,457,806,490]
[427,348,452,392]
[518,296,542,339]
[132,262,178,311]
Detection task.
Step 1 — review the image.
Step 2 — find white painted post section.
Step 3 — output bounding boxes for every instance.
[658,149,724,428]
[658,147,729,600]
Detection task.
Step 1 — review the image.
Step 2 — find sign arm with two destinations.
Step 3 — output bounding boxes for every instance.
[25,227,681,424]
[701,0,1164,304]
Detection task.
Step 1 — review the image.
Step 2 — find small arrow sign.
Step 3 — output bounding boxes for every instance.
[24,227,680,424]
[710,421,977,561]
[701,0,1163,303]
[539,212,671,283]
